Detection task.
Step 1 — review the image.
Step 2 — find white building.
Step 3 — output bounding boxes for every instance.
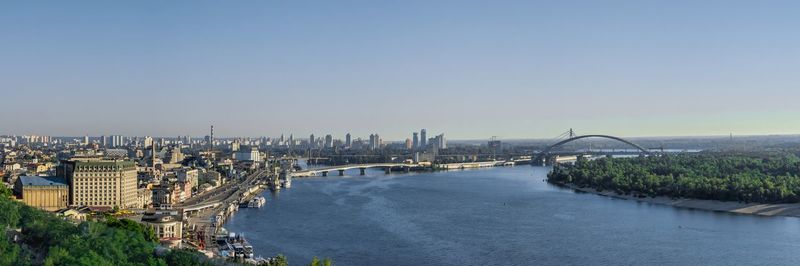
[234,147,261,161]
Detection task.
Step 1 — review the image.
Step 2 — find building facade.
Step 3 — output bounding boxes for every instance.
[234,147,260,161]
[14,176,69,211]
[140,210,183,239]
[420,129,427,147]
[60,159,138,209]
[177,168,199,190]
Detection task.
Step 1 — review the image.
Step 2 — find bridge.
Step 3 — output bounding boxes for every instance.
[534,130,652,164]
[292,163,421,177]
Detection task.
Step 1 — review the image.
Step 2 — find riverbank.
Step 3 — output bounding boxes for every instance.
[555,182,800,218]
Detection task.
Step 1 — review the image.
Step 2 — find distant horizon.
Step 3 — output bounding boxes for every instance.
[4,131,799,143]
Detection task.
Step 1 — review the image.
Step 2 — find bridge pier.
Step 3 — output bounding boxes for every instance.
[322,171,328,177]
[338,169,345,176]
[404,166,410,173]
[359,168,366,175]
[384,167,391,174]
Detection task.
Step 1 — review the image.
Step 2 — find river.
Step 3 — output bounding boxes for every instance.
[224,166,800,265]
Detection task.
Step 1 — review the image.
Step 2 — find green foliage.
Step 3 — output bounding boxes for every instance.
[266,254,288,266]
[548,153,800,203]
[0,185,11,198]
[307,256,332,266]
[105,216,158,243]
[0,237,25,266]
[162,248,215,266]
[0,195,211,266]
[0,199,21,228]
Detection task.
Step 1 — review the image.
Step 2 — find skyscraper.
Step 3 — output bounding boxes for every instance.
[369,134,376,150]
[324,134,333,148]
[101,135,107,147]
[309,134,315,148]
[345,133,352,148]
[405,138,413,149]
[420,129,427,148]
[412,132,419,148]
[110,135,124,147]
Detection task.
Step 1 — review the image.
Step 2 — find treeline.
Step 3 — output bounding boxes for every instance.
[547,153,800,203]
[0,186,215,266]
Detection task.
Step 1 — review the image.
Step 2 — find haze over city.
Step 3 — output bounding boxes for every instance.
[7,1,800,266]
[2,0,799,139]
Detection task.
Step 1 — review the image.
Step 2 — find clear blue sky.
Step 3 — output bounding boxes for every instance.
[1,1,799,140]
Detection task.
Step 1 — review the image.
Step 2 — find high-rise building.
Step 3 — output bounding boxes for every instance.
[144,136,154,149]
[412,132,419,148]
[309,134,315,148]
[231,140,241,152]
[437,134,446,149]
[369,134,376,150]
[110,135,124,147]
[405,138,413,150]
[324,135,333,148]
[59,159,138,209]
[83,135,89,146]
[420,129,427,148]
[345,133,352,148]
[101,135,107,147]
[368,133,380,150]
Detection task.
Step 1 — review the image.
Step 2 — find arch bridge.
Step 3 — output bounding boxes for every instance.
[534,134,651,164]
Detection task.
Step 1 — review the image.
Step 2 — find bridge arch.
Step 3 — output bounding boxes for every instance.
[536,135,650,161]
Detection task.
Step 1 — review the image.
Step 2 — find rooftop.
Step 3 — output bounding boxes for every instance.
[19,176,68,187]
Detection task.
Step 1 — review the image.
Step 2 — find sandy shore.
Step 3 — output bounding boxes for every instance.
[557,183,800,218]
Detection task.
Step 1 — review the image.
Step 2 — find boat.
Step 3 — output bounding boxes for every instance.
[247,196,266,208]
[222,231,256,259]
[233,243,245,259]
[243,244,255,258]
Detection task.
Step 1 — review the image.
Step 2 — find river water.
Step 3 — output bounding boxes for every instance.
[224,166,800,265]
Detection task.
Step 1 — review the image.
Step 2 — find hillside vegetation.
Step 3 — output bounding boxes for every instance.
[0,186,214,266]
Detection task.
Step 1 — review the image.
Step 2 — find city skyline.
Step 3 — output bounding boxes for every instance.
[2,1,800,139]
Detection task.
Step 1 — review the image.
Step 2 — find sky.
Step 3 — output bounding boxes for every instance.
[1,1,799,140]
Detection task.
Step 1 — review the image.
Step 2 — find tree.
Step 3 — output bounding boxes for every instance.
[267,254,289,266]
[547,153,800,204]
